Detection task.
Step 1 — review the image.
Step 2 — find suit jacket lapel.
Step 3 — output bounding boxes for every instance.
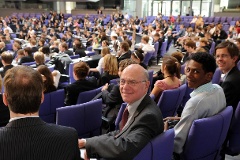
[115,95,150,138]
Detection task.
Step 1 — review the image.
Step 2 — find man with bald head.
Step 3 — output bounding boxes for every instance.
[79,64,164,159]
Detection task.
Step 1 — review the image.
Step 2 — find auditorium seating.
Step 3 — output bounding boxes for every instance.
[39,89,65,123]
[56,99,102,138]
[225,101,240,156]
[134,129,175,160]
[181,106,233,159]
[157,84,187,118]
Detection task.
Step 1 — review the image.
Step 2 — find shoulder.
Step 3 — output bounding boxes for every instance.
[155,80,167,89]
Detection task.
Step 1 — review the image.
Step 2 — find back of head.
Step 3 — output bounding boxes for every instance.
[185,40,196,49]
[34,52,45,65]
[119,59,137,72]
[42,46,50,55]
[120,41,129,52]
[189,52,216,74]
[4,66,43,114]
[162,56,181,78]
[37,65,54,92]
[24,47,33,56]
[103,54,118,75]
[101,47,110,57]
[171,52,183,64]
[73,61,89,79]
[1,51,13,64]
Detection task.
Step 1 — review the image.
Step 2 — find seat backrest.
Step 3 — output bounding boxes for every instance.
[56,99,102,138]
[182,106,233,159]
[160,41,168,57]
[143,51,154,66]
[134,129,175,160]
[157,88,180,118]
[77,87,102,104]
[152,42,159,58]
[39,89,65,123]
[39,93,52,123]
[226,101,240,155]
[237,61,240,71]
[148,70,154,93]
[212,68,221,84]
[115,103,127,130]
[110,78,120,85]
[209,41,215,55]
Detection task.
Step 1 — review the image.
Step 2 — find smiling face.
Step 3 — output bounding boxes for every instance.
[215,48,238,74]
[120,64,149,104]
[185,60,212,89]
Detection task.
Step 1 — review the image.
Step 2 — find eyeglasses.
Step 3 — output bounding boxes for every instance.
[117,79,146,86]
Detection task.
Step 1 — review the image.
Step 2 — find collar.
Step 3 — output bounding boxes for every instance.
[10,116,39,122]
[190,82,220,97]
[127,94,146,118]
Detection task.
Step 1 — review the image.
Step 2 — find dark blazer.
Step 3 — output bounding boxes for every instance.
[0,94,9,127]
[18,56,34,65]
[0,64,14,77]
[117,51,131,63]
[86,95,164,159]
[221,66,240,112]
[64,50,74,56]
[0,47,6,54]
[100,72,119,86]
[102,84,123,109]
[64,78,98,106]
[0,117,80,160]
[75,48,86,58]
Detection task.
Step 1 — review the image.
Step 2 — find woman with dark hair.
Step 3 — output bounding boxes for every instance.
[150,56,181,102]
[37,65,57,94]
[131,49,147,69]
[74,41,86,58]
[64,62,98,106]
[41,46,51,61]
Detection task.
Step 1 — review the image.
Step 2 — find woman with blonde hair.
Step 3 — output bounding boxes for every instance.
[89,47,110,75]
[100,54,119,86]
[151,56,181,102]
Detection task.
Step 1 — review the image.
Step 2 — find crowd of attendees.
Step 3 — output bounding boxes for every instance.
[0,9,240,159]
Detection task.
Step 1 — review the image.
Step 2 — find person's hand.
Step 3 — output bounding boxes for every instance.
[84,151,90,160]
[102,83,109,91]
[78,139,86,148]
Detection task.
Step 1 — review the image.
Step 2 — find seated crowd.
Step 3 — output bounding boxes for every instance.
[0,10,239,159]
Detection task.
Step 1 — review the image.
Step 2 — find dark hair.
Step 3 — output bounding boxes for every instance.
[162,56,181,78]
[132,49,144,62]
[4,66,44,114]
[189,52,216,73]
[24,47,33,56]
[120,41,129,51]
[185,40,196,49]
[37,65,56,93]
[73,61,89,79]
[171,52,183,63]
[215,41,239,63]
[41,46,50,55]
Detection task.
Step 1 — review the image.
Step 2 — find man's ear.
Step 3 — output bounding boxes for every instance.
[41,92,44,104]
[2,93,8,107]
[206,72,214,81]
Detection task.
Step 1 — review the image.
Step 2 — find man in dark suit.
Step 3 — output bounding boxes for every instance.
[0,65,80,160]
[117,41,131,63]
[215,41,240,112]
[79,64,164,159]
[215,41,240,159]
[0,51,14,78]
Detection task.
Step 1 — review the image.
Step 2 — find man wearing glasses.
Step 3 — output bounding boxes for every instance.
[79,64,164,159]
[215,41,240,112]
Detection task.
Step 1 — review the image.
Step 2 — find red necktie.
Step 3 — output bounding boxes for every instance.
[119,107,129,131]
